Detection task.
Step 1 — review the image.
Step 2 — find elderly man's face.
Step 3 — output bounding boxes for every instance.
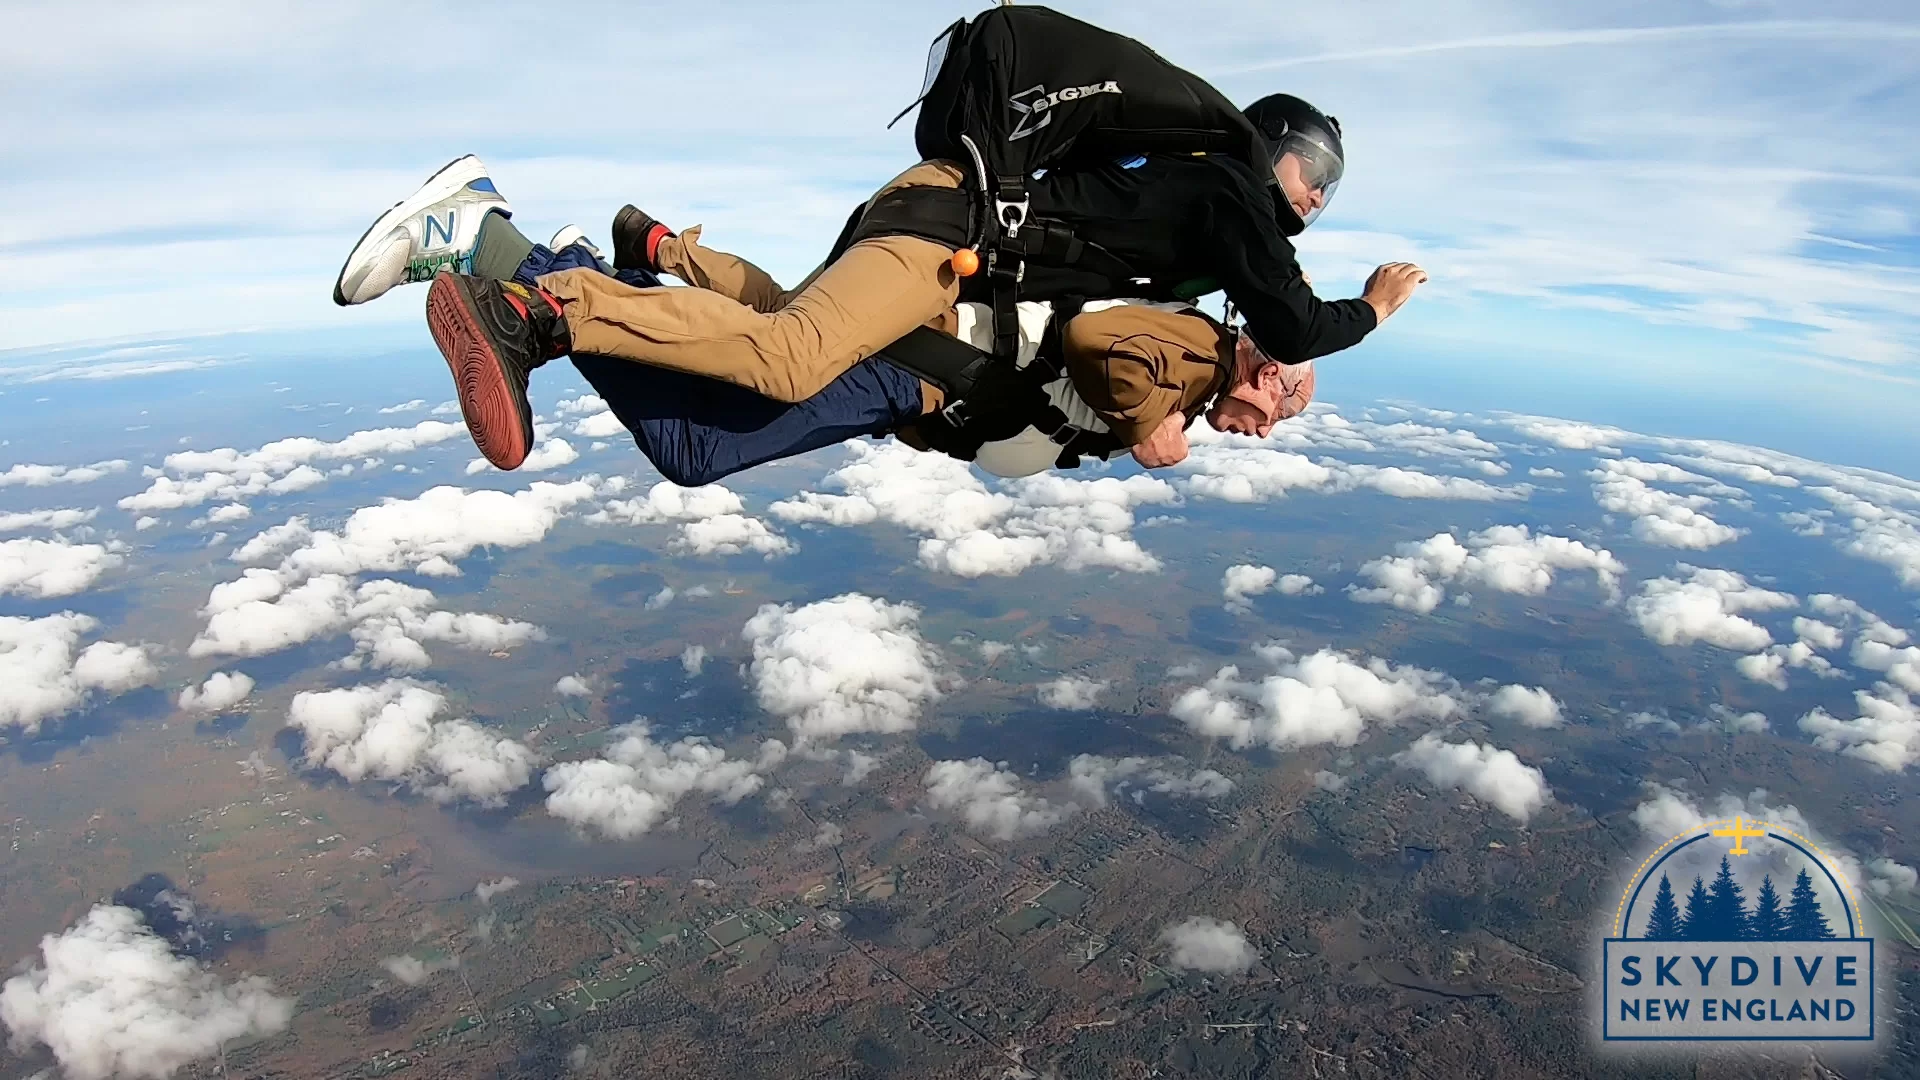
[1205,335,1315,438]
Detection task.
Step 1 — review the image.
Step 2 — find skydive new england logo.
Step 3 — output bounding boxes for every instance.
[1601,815,1874,1043]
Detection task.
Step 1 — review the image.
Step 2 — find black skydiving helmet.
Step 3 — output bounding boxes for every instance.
[1242,93,1345,235]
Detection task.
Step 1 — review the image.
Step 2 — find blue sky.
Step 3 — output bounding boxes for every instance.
[3,0,1918,466]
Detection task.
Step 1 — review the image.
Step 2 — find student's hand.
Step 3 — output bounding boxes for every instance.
[1131,412,1191,469]
[1362,262,1427,323]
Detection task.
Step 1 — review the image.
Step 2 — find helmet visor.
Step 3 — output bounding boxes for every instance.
[1272,131,1344,227]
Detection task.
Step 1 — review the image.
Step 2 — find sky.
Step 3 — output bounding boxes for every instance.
[3,0,1918,467]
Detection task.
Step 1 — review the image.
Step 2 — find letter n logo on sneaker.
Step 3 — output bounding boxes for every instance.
[423,210,457,249]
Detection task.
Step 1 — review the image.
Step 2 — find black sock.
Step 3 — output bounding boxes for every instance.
[469,210,536,282]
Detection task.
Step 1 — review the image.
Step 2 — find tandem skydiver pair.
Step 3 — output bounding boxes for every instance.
[331,5,1425,485]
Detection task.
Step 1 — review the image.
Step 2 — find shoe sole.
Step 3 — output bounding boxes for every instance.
[424,273,532,471]
[333,154,495,306]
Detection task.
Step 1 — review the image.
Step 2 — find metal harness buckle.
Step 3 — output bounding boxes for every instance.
[995,196,1030,238]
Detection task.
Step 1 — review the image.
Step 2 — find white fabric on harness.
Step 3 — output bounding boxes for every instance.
[952,298,1195,477]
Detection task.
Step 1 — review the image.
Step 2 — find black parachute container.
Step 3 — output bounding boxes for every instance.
[888,5,1267,362]
[900,4,1268,229]
[866,4,1263,449]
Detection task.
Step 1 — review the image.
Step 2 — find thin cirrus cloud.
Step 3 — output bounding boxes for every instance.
[2,0,1914,414]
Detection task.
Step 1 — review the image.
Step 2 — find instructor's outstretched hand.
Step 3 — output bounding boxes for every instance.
[1132,411,1191,469]
[1363,262,1428,323]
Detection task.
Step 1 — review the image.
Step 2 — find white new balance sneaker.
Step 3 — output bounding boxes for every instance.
[333,155,510,306]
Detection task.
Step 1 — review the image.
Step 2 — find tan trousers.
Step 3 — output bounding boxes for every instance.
[537,161,967,404]
[645,229,1232,437]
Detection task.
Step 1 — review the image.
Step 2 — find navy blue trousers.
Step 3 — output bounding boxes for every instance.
[514,243,925,488]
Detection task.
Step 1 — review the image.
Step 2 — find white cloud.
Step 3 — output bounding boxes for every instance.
[0,904,292,1080]
[202,503,251,525]
[119,420,466,511]
[680,645,708,676]
[1160,916,1259,975]
[1588,458,1743,549]
[645,586,675,610]
[341,588,545,673]
[189,571,541,671]
[1663,454,1802,490]
[1276,573,1322,596]
[1627,565,1797,651]
[1392,733,1552,823]
[1800,684,1920,772]
[0,507,97,533]
[1794,617,1847,652]
[381,954,457,986]
[177,671,255,714]
[1488,684,1564,728]
[1503,418,1627,452]
[1066,755,1234,808]
[1528,467,1565,479]
[0,537,124,598]
[553,393,607,416]
[841,749,881,786]
[0,460,128,488]
[1350,525,1624,613]
[771,442,1172,578]
[590,480,792,558]
[1172,647,1460,750]
[1706,704,1770,734]
[1869,858,1918,899]
[0,612,158,736]
[1037,676,1108,711]
[1311,769,1349,793]
[572,410,627,439]
[795,821,844,853]
[542,723,785,840]
[378,399,427,414]
[740,593,944,743]
[1220,563,1299,613]
[474,877,520,904]
[229,516,312,564]
[554,675,591,697]
[466,436,579,475]
[1736,615,1845,689]
[922,758,1075,841]
[276,479,597,580]
[286,680,539,807]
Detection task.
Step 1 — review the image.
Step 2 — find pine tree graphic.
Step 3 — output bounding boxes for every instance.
[1749,875,1787,941]
[1785,868,1836,941]
[1678,875,1712,941]
[1643,874,1683,940]
[1705,856,1751,940]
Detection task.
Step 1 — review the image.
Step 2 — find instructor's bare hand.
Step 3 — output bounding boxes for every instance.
[1363,262,1428,323]
[1131,412,1190,469]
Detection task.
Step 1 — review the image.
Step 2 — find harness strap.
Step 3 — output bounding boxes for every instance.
[840,185,974,257]
[871,325,997,401]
